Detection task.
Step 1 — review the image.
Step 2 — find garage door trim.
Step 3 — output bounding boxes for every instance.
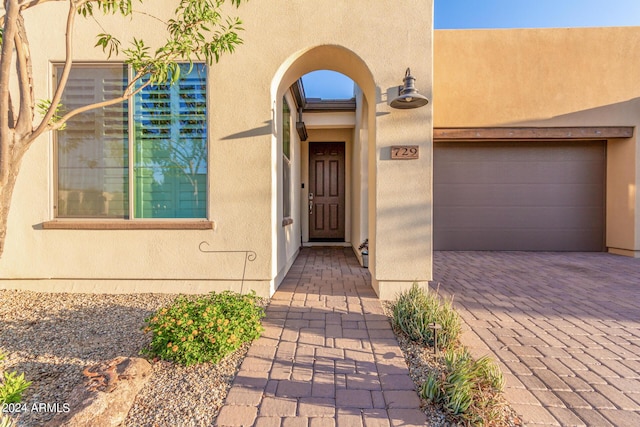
[434,126,633,141]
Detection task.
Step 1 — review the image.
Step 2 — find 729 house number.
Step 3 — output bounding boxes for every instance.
[391,145,419,159]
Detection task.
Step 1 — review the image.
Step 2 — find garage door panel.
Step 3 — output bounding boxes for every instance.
[439,143,599,161]
[435,206,603,228]
[435,160,604,185]
[434,141,605,251]
[435,183,604,207]
[435,228,604,251]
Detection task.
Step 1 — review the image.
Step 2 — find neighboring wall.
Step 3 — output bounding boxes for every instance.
[434,27,640,255]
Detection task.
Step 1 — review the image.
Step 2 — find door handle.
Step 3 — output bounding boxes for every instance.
[309,199,313,215]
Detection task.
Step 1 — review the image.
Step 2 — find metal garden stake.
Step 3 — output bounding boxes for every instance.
[429,322,442,355]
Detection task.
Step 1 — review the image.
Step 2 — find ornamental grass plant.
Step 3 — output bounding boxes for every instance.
[390,284,513,426]
[391,283,461,349]
[421,347,507,426]
[142,291,264,366]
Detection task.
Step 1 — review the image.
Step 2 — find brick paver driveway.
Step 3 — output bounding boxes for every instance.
[434,251,640,426]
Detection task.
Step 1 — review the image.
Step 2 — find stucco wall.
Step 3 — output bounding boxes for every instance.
[352,88,369,252]
[434,27,640,255]
[1,0,434,297]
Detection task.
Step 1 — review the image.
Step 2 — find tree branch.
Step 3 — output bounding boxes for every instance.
[132,9,166,25]
[0,0,20,185]
[19,0,61,11]
[29,0,75,140]
[14,12,34,137]
[48,78,150,132]
[25,67,147,144]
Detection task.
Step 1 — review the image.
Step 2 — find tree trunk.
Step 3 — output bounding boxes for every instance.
[0,145,23,258]
[0,132,25,258]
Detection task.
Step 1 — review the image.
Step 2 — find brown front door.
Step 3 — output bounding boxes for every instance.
[309,142,345,241]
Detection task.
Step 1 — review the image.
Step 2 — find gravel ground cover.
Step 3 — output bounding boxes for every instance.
[0,290,248,427]
[2,290,519,427]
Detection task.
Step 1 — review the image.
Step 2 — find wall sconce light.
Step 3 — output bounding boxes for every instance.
[389,68,429,109]
[296,107,308,141]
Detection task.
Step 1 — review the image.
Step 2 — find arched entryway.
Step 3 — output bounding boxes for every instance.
[270,45,377,290]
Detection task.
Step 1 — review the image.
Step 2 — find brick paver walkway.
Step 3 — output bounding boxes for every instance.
[434,251,640,427]
[216,247,427,427]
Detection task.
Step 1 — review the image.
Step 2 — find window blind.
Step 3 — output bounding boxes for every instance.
[56,65,128,218]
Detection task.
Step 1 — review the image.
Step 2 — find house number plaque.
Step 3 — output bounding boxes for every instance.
[391,145,419,159]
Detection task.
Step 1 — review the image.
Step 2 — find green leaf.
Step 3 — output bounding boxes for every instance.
[77,0,135,17]
[0,371,31,404]
[77,2,94,17]
[421,372,444,403]
[95,33,121,59]
[36,100,67,130]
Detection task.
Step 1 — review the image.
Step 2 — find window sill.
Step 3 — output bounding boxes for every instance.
[42,220,215,230]
[282,218,294,227]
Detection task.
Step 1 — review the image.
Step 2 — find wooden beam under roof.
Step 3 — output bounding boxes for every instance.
[434,127,634,141]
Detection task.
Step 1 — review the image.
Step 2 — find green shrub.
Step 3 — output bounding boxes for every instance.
[0,371,31,405]
[0,352,31,405]
[421,347,506,425]
[0,351,31,427]
[391,283,461,349]
[142,291,264,366]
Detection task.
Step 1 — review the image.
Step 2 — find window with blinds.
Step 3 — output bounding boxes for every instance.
[55,63,208,219]
[134,64,207,218]
[56,65,129,218]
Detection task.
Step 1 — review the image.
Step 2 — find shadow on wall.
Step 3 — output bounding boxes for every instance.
[221,120,273,140]
[500,97,640,127]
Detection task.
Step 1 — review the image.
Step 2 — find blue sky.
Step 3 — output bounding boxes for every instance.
[302,72,355,100]
[436,0,640,29]
[302,0,640,99]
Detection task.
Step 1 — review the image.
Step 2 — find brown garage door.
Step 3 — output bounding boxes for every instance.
[434,140,605,251]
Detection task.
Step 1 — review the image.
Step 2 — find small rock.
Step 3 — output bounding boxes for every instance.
[48,357,152,427]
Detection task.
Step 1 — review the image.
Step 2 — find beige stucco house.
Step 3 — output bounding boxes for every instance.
[1,1,639,299]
